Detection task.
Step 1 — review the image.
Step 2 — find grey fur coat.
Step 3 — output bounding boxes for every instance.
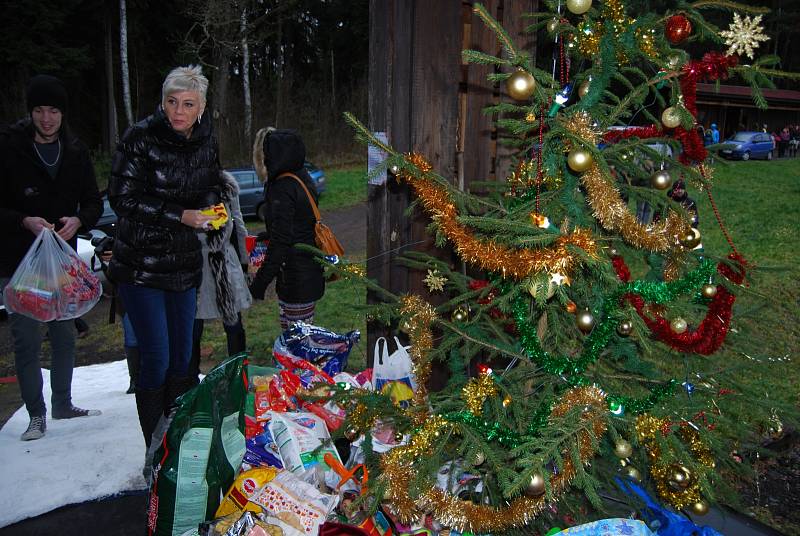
[196,171,252,322]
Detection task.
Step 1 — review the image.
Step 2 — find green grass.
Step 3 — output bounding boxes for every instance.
[318,165,367,211]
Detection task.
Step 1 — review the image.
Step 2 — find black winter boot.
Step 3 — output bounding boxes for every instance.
[124,346,140,395]
[226,329,246,356]
[135,386,166,448]
[164,375,197,417]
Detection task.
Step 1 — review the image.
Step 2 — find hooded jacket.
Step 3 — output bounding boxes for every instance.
[0,119,102,277]
[249,129,324,303]
[108,105,221,292]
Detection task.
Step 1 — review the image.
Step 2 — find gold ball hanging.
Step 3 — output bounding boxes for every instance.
[524,474,546,496]
[661,106,682,129]
[394,431,404,443]
[650,169,672,190]
[578,80,591,99]
[668,464,692,489]
[567,149,594,173]
[506,69,537,101]
[614,439,633,458]
[670,317,688,334]
[472,451,486,466]
[502,394,513,408]
[566,0,592,15]
[344,426,359,441]
[624,466,642,481]
[701,284,718,299]
[617,320,633,337]
[679,227,701,249]
[690,500,709,516]
[576,309,595,333]
[451,304,471,323]
[546,17,560,34]
[389,164,400,175]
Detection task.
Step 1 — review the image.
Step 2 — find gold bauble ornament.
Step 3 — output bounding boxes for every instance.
[614,439,633,458]
[576,309,595,333]
[344,426,359,441]
[678,227,701,249]
[567,149,594,173]
[506,69,537,101]
[624,466,642,481]
[546,17,560,33]
[502,394,513,408]
[650,169,672,190]
[668,464,692,489]
[451,304,471,323]
[670,317,688,334]
[701,284,718,299]
[524,473,546,496]
[394,431,405,443]
[472,451,486,466]
[389,164,400,175]
[578,80,591,99]
[690,500,709,516]
[661,106,682,129]
[617,320,633,337]
[566,0,592,15]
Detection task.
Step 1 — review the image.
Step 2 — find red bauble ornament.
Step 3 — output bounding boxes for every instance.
[665,14,692,45]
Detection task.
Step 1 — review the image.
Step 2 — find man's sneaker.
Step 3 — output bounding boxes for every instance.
[52,405,102,419]
[21,416,46,441]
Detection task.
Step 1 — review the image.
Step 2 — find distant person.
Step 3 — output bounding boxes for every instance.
[668,179,698,228]
[0,74,103,441]
[710,123,720,144]
[779,127,790,158]
[249,128,325,329]
[108,65,221,475]
[188,171,252,383]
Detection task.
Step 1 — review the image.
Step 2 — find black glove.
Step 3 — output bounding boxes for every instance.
[249,278,267,301]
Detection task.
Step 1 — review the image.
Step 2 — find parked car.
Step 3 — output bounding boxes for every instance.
[230,161,327,220]
[94,194,117,235]
[719,131,774,161]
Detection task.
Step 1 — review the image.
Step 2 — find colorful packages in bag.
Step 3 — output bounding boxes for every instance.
[3,228,101,321]
[274,323,361,376]
[267,410,342,480]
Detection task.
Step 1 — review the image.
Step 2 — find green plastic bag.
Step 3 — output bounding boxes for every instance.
[147,354,250,536]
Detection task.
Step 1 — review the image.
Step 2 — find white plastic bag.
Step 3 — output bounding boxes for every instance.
[2,228,101,322]
[372,336,416,408]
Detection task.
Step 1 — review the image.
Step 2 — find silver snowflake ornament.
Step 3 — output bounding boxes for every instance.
[423,269,447,292]
[719,13,769,60]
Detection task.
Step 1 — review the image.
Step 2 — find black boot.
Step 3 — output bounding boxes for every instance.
[226,328,246,356]
[135,386,165,448]
[164,375,197,417]
[125,346,140,395]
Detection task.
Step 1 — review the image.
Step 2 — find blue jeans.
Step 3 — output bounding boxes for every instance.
[117,284,196,390]
[122,313,138,348]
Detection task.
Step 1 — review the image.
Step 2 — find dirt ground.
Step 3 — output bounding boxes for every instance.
[0,203,366,427]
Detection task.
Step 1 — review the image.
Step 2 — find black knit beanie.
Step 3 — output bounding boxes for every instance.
[26,75,68,113]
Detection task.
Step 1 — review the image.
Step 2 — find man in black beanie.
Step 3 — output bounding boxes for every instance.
[0,74,103,440]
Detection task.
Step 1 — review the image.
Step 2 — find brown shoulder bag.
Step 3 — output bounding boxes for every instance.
[279,172,345,257]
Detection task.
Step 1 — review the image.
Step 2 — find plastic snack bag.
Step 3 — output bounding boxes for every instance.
[215,467,280,518]
[372,337,415,408]
[3,228,101,322]
[267,411,343,483]
[200,203,229,230]
[274,323,361,376]
[250,471,338,535]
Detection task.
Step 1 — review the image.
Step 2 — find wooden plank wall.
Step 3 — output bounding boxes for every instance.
[367,0,538,360]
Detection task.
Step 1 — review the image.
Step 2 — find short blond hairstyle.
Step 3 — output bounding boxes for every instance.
[162,65,208,105]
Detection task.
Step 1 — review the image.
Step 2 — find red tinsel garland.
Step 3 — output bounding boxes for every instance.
[601,52,738,164]
[611,254,745,354]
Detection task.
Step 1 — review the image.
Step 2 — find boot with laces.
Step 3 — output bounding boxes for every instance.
[21,415,46,441]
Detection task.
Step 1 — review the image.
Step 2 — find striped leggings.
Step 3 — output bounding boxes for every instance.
[278,299,316,330]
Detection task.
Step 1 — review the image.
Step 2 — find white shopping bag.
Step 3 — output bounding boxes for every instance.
[372,336,416,408]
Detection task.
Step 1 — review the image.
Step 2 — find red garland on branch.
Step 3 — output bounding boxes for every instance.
[612,254,746,354]
[601,53,738,164]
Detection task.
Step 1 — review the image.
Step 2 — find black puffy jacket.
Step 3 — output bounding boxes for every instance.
[0,119,102,277]
[108,105,221,292]
[250,130,324,303]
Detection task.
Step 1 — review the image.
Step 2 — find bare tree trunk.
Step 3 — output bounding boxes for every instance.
[119,0,134,127]
[240,7,252,151]
[104,4,119,151]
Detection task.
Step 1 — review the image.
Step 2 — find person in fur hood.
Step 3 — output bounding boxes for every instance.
[188,170,252,382]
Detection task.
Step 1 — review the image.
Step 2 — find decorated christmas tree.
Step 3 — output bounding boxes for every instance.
[329,1,799,533]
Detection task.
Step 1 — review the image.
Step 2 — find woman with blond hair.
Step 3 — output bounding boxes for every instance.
[108,65,221,476]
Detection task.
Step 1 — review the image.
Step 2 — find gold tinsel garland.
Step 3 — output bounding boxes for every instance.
[636,415,715,509]
[462,373,499,415]
[380,386,608,533]
[399,153,598,279]
[581,164,686,252]
[574,0,659,60]
[399,295,436,424]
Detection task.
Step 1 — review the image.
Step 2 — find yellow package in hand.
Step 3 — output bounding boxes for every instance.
[215,467,279,518]
[200,203,228,230]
